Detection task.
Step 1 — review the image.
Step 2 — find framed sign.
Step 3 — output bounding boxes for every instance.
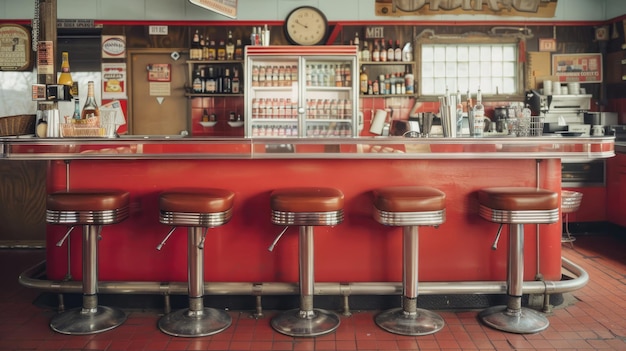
[552,53,602,83]
[147,63,171,82]
[539,38,557,52]
[0,24,31,71]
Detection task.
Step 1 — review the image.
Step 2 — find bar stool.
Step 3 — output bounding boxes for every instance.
[561,190,583,247]
[156,188,234,337]
[372,186,446,336]
[46,190,130,335]
[269,187,344,337]
[477,187,559,334]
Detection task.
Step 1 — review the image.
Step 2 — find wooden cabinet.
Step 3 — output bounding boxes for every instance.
[606,152,626,226]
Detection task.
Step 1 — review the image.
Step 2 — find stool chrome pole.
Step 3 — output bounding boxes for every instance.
[479,223,550,334]
[158,226,231,337]
[271,225,340,337]
[375,225,444,336]
[50,224,126,335]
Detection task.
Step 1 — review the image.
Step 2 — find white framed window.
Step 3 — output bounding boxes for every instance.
[419,41,520,97]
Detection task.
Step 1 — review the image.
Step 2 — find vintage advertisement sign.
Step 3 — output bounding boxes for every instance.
[552,53,602,83]
[375,0,558,17]
[102,63,127,99]
[102,35,126,59]
[188,0,237,19]
[0,24,31,71]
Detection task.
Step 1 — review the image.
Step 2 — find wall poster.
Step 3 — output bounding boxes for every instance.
[0,24,31,71]
[374,0,558,17]
[102,63,127,99]
[552,53,602,83]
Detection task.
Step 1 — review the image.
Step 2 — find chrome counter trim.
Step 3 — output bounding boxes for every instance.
[0,136,615,160]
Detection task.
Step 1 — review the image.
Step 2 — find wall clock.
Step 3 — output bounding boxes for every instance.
[284,6,328,46]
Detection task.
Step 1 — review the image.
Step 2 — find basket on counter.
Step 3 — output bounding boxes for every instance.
[0,114,36,136]
[60,116,106,137]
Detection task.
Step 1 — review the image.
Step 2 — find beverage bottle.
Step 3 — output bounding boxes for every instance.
[394,40,402,61]
[359,66,368,94]
[250,27,258,46]
[380,40,387,62]
[387,40,394,62]
[372,80,379,95]
[404,65,414,94]
[58,51,77,97]
[232,67,240,94]
[361,41,370,62]
[190,29,200,59]
[234,39,243,60]
[201,34,209,60]
[199,34,206,60]
[72,98,81,120]
[222,68,232,93]
[354,32,360,48]
[206,67,217,93]
[208,40,216,60]
[217,39,226,60]
[372,39,380,62]
[226,30,235,60]
[81,81,100,122]
[473,88,485,137]
[192,67,203,93]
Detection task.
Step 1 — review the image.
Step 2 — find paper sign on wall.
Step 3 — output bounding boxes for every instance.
[102,63,127,99]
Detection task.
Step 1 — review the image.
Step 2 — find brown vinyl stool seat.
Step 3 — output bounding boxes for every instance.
[269,187,344,337]
[46,190,130,335]
[477,187,559,334]
[156,188,234,337]
[372,186,446,336]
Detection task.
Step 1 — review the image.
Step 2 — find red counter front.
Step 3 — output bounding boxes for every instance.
[2,136,614,287]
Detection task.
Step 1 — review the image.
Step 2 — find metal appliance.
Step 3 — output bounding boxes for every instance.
[526,91,592,133]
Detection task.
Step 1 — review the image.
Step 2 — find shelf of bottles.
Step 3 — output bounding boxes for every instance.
[245,46,359,138]
[357,38,416,97]
[186,29,245,97]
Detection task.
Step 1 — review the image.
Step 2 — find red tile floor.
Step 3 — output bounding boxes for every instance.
[0,233,625,351]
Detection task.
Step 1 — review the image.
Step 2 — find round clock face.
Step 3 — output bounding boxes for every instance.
[284,6,328,46]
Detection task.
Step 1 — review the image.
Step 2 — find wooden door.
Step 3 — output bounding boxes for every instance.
[129,49,188,135]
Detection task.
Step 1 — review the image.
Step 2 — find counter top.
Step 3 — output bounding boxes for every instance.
[0,135,615,160]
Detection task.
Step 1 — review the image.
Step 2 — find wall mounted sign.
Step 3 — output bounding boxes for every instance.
[539,38,556,52]
[102,63,127,99]
[36,41,53,75]
[147,63,171,82]
[552,53,602,83]
[375,0,558,18]
[0,24,31,71]
[102,35,126,58]
[188,0,237,19]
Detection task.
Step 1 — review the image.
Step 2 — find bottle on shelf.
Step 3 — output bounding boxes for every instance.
[192,67,203,93]
[354,32,360,48]
[199,34,206,60]
[226,30,235,60]
[190,29,201,60]
[217,39,226,60]
[380,40,387,62]
[387,40,394,62]
[222,68,232,93]
[394,40,402,62]
[202,34,209,60]
[58,51,77,97]
[234,39,243,60]
[404,64,414,94]
[208,40,217,60]
[232,67,240,94]
[81,81,100,122]
[361,41,370,62]
[472,88,485,137]
[360,66,368,94]
[372,40,380,62]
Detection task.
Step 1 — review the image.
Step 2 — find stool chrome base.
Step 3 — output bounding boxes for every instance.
[158,307,232,337]
[375,307,445,336]
[271,308,340,337]
[50,306,126,335]
[479,305,549,334]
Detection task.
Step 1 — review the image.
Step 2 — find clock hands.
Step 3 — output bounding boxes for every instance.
[294,20,308,29]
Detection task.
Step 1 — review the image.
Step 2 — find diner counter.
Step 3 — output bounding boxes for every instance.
[3,135,615,294]
[0,135,615,160]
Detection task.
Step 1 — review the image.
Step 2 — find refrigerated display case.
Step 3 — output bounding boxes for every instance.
[244,46,360,138]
